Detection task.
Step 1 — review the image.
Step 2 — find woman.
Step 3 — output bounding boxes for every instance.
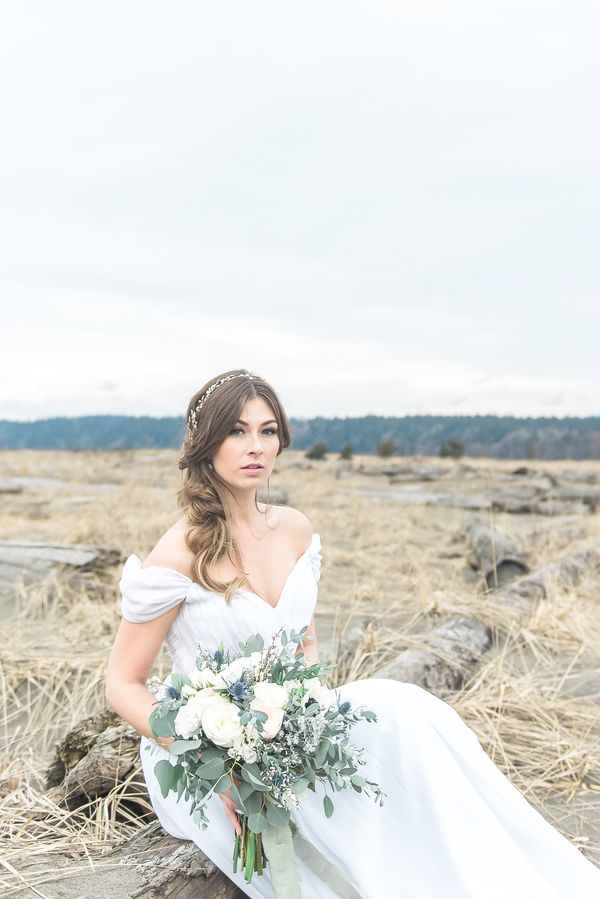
[105,368,600,898]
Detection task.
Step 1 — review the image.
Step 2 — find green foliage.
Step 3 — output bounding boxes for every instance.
[323,795,334,818]
[439,436,465,459]
[154,759,184,799]
[339,443,353,459]
[376,437,397,457]
[305,440,328,460]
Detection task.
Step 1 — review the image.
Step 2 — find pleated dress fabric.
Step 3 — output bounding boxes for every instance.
[119,533,600,898]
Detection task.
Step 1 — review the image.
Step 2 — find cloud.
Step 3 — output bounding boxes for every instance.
[1,1,599,419]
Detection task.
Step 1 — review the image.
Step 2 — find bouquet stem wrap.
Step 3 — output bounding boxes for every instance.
[260,821,302,899]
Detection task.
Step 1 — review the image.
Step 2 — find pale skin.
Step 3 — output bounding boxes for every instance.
[105,396,320,838]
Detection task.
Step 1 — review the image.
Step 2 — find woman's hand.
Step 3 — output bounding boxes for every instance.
[219,772,243,837]
[154,738,242,836]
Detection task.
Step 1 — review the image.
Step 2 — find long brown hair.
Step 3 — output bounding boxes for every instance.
[177,369,291,604]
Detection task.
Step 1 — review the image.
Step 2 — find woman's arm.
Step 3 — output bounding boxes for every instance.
[105,606,181,749]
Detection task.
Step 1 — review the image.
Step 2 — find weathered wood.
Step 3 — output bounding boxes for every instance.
[108,821,245,898]
[373,617,494,695]
[0,482,23,494]
[358,541,600,695]
[498,540,600,609]
[467,520,529,587]
[0,540,121,594]
[46,710,143,809]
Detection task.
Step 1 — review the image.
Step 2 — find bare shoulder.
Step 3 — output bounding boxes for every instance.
[140,516,195,578]
[272,505,313,554]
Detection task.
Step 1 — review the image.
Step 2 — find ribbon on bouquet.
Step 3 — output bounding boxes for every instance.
[261,820,364,899]
[261,823,302,899]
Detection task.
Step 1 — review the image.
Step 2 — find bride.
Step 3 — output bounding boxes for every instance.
[105,368,600,898]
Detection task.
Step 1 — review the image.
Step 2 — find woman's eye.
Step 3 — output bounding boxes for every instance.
[229,428,278,436]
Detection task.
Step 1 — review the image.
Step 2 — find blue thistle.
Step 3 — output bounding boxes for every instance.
[166,685,181,700]
[228,680,247,700]
[213,648,225,666]
[339,700,351,715]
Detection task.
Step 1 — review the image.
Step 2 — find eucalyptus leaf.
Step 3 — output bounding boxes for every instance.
[149,713,175,738]
[248,811,267,833]
[169,739,202,754]
[315,739,329,768]
[154,759,178,799]
[196,756,225,780]
[236,780,255,801]
[323,795,334,818]
[244,791,263,815]
[266,803,290,827]
[241,766,270,791]
[214,778,233,794]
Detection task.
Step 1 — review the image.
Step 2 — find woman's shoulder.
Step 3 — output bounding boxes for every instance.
[263,504,313,553]
[138,507,314,576]
[139,517,195,579]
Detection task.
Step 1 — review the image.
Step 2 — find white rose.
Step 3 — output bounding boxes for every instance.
[189,666,223,689]
[174,701,203,739]
[249,700,285,740]
[303,678,334,710]
[252,681,289,709]
[201,701,244,748]
[219,656,251,684]
[174,688,225,738]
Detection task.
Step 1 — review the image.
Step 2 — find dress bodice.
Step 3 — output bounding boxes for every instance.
[118,532,322,674]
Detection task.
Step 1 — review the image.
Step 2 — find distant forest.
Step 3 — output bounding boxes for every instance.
[1,414,599,460]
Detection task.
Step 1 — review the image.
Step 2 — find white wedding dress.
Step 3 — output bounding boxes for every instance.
[119,533,600,898]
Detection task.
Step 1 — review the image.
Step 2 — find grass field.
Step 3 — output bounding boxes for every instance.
[1,448,599,895]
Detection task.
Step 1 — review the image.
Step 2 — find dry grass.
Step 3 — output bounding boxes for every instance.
[1,448,599,894]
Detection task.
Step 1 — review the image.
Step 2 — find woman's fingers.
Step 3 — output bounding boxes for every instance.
[219,793,242,836]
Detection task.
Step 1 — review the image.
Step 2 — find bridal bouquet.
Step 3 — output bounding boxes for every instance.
[145,625,385,895]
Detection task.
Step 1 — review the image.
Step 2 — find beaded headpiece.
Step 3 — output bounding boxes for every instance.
[187,370,262,433]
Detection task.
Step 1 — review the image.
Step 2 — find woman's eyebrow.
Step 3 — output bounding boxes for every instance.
[235,419,277,426]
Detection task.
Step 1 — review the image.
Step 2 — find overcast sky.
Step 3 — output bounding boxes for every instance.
[1,2,598,421]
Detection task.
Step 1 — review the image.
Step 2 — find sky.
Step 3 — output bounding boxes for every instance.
[1,1,599,421]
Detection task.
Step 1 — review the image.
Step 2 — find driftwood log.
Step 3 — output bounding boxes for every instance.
[346,540,600,696]
[0,539,121,594]
[372,618,494,696]
[46,709,141,807]
[107,821,245,898]
[467,520,529,587]
[497,539,600,610]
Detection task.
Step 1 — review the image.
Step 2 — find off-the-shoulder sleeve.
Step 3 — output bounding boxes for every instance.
[119,554,192,623]
[308,532,323,583]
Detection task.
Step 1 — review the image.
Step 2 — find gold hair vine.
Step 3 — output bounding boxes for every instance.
[187,370,261,432]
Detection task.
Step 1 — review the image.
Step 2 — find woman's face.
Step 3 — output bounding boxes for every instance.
[211,395,280,488]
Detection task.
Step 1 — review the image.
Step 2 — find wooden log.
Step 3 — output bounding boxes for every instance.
[0,482,23,494]
[0,540,121,594]
[107,821,245,898]
[467,520,529,587]
[373,617,494,696]
[497,539,600,609]
[45,710,141,807]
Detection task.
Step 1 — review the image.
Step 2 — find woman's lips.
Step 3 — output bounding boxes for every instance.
[241,466,264,474]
